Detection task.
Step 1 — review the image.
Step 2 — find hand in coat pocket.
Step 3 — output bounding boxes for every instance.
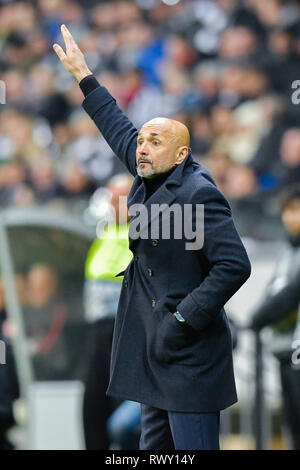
[155,311,197,363]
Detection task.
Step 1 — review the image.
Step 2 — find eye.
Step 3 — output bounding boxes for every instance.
[137,139,144,145]
[153,141,160,146]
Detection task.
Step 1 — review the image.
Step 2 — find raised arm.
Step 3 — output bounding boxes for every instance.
[53,24,138,176]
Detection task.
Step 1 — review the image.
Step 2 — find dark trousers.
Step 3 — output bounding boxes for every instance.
[82,318,122,449]
[139,404,220,450]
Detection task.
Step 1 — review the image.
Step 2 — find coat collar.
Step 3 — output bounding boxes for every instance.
[162,150,193,188]
[130,151,194,237]
[137,150,193,204]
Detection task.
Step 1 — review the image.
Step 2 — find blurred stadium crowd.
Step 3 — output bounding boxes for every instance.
[0,0,300,235]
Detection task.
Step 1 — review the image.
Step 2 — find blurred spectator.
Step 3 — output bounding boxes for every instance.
[28,158,62,203]
[59,160,97,203]
[26,64,69,125]
[249,183,300,449]
[219,26,258,62]
[23,263,82,380]
[264,28,300,96]
[250,93,291,190]
[223,164,257,199]
[82,174,136,450]
[280,128,300,186]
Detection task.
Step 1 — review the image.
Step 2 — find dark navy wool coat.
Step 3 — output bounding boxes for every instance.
[82,86,251,412]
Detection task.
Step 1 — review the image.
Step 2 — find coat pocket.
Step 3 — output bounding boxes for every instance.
[155,311,197,364]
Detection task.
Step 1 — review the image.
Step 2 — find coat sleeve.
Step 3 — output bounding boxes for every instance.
[82,86,138,176]
[249,270,300,331]
[176,184,251,331]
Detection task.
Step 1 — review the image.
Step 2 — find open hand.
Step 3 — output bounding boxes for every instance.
[53,24,92,82]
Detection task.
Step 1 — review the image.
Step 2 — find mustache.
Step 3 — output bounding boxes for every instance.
[138,157,153,165]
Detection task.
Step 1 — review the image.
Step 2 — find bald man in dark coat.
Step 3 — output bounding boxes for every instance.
[53,25,251,450]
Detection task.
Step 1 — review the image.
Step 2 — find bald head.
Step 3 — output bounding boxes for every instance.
[143,118,190,148]
[137,117,190,178]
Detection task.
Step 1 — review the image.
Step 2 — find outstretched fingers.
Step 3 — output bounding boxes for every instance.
[53,43,67,62]
[61,24,77,52]
[53,24,91,81]
[53,25,76,62]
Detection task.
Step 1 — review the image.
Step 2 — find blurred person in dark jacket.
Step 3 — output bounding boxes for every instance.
[59,160,97,202]
[219,26,260,63]
[249,94,290,189]
[28,158,63,203]
[26,64,70,126]
[0,161,32,208]
[249,183,300,449]
[82,174,135,450]
[263,28,300,97]
[280,128,300,187]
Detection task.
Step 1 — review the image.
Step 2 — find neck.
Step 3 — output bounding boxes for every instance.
[142,166,176,200]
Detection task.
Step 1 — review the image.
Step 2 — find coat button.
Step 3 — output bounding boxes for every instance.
[134,254,139,261]
[151,299,156,308]
[147,268,153,277]
[124,279,128,288]
[151,239,159,247]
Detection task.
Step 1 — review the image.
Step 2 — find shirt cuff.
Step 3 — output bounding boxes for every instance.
[79,75,101,98]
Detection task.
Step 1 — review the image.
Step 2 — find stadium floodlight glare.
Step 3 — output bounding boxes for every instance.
[161,0,181,5]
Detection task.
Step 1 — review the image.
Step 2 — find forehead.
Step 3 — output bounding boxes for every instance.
[139,122,173,139]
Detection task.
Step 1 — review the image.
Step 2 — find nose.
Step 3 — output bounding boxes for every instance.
[139,141,149,155]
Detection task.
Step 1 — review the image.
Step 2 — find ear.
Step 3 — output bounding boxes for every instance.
[175,146,189,165]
